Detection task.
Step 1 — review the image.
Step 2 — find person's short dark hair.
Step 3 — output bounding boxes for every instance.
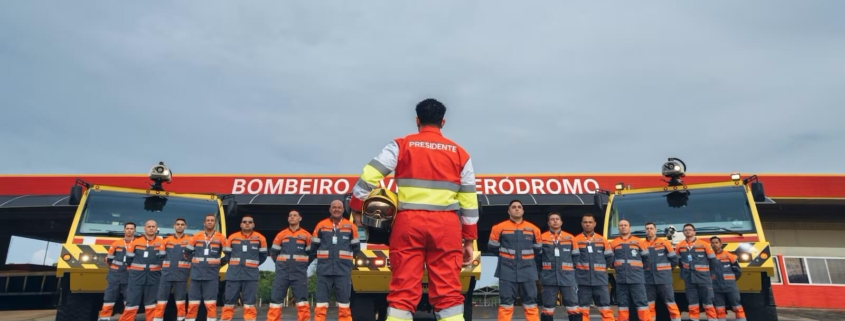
[508,200,523,208]
[683,223,695,231]
[289,209,299,214]
[124,222,136,229]
[548,212,561,220]
[205,213,216,219]
[582,213,595,220]
[619,219,630,225]
[175,218,186,224]
[645,222,656,228]
[242,214,254,221]
[416,98,447,127]
[710,236,721,242]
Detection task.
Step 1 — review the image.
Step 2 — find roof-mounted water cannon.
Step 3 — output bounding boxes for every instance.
[149,161,172,191]
[661,157,687,186]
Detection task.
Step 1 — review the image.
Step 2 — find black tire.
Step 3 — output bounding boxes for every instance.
[352,293,378,321]
[56,292,99,321]
[741,293,778,321]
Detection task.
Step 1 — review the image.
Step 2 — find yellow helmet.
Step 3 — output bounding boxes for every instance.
[361,188,398,229]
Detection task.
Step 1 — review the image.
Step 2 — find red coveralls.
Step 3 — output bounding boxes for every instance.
[349,126,479,321]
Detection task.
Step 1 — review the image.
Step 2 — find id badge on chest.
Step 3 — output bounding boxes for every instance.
[144,251,148,258]
[204,248,209,256]
[242,244,248,252]
[587,245,593,253]
[687,254,693,262]
[554,248,560,257]
[332,236,338,245]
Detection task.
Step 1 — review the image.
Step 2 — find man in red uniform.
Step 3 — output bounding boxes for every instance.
[348,98,479,321]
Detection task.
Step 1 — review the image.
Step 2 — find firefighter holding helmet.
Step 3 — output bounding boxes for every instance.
[349,98,480,321]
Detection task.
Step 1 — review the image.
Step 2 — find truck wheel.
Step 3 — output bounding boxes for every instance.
[56,292,99,321]
[741,293,778,321]
[352,293,378,321]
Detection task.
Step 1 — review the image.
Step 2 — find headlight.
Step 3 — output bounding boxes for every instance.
[80,254,91,262]
[737,252,752,262]
[356,259,368,267]
[731,173,741,181]
[373,259,385,267]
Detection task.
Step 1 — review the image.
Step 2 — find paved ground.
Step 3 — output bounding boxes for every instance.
[6,306,845,321]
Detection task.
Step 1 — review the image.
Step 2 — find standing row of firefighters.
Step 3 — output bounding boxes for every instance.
[96,199,357,321]
[489,200,747,321]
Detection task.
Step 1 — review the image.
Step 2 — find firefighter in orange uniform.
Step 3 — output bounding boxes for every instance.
[153,218,191,321]
[98,222,136,321]
[184,214,228,321]
[267,210,314,321]
[609,219,651,321]
[710,236,747,321]
[120,220,164,321]
[312,200,360,321]
[676,224,718,321]
[573,214,614,321]
[221,215,268,321]
[488,200,541,321]
[539,212,581,321]
[642,222,681,321]
[348,98,479,321]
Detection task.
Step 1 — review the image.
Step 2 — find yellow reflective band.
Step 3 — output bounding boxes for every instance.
[361,164,387,187]
[457,191,479,210]
[398,186,458,207]
[438,314,465,321]
[386,316,414,321]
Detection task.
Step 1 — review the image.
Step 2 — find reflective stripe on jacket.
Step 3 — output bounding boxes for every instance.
[539,230,579,286]
[643,237,678,285]
[488,219,542,282]
[711,250,741,292]
[105,238,133,284]
[676,237,717,284]
[184,231,228,281]
[348,126,480,240]
[312,218,360,276]
[125,236,164,286]
[610,235,650,284]
[271,227,313,281]
[224,231,268,281]
[158,234,191,282]
[573,232,613,286]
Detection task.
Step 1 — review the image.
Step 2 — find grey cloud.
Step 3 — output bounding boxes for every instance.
[0,1,843,175]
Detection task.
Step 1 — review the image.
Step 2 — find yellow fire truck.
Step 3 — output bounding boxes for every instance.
[54,162,236,321]
[597,158,778,321]
[343,193,483,321]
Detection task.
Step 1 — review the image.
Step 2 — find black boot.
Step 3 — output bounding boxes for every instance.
[568,313,581,321]
[540,314,554,321]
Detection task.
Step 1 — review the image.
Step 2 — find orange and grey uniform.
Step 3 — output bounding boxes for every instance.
[643,236,681,321]
[98,237,133,321]
[609,235,651,321]
[676,237,718,321]
[267,227,313,321]
[119,236,164,321]
[312,218,359,321]
[489,219,542,321]
[573,232,614,321]
[154,233,191,321]
[184,231,228,321]
[538,229,580,321]
[348,126,479,321]
[712,250,746,321]
[221,231,268,321]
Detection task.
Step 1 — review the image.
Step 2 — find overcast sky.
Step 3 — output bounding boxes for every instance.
[2,1,844,287]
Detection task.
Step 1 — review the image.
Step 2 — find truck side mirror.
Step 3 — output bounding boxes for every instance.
[751,182,766,203]
[226,199,239,217]
[593,193,605,212]
[69,185,83,206]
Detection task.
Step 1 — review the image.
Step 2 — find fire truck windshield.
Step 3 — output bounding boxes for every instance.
[76,189,221,236]
[607,185,756,238]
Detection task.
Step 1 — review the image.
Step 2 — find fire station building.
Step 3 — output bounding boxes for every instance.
[0,173,843,309]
